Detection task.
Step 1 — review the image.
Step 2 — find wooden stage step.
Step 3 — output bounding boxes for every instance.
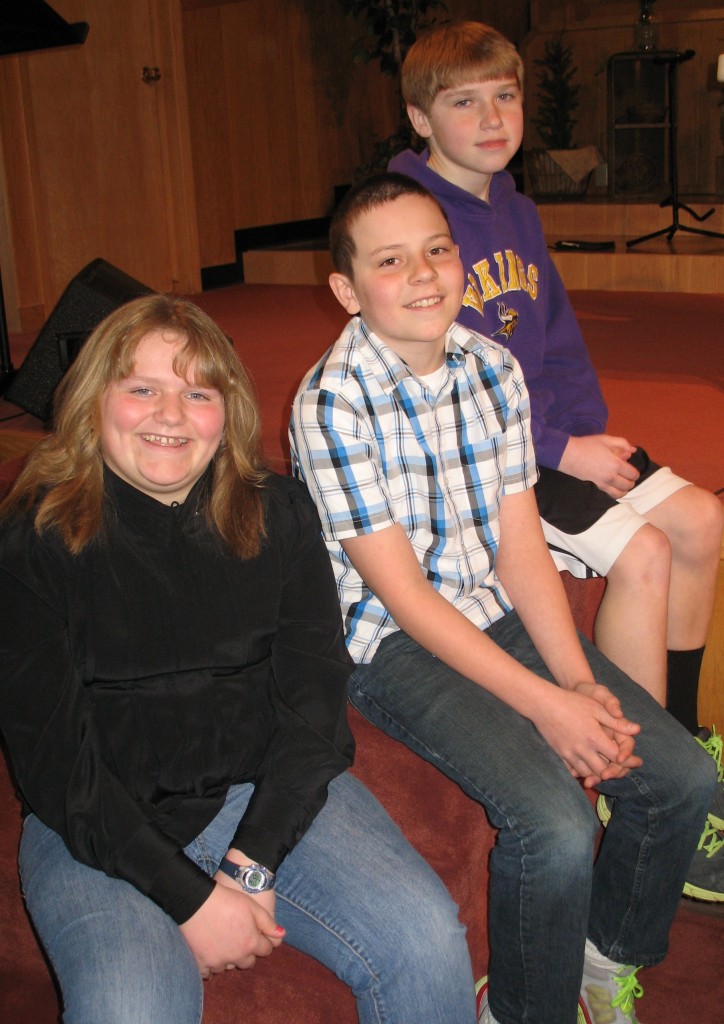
[242,201,724,294]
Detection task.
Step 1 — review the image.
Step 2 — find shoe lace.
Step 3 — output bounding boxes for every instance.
[612,967,643,1019]
[697,726,723,782]
[699,818,724,858]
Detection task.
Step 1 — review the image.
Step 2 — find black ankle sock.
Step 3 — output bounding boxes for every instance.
[666,647,705,735]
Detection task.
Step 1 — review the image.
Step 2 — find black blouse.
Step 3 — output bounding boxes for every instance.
[0,469,354,924]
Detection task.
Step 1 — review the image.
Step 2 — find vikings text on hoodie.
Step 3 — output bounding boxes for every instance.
[389,150,608,471]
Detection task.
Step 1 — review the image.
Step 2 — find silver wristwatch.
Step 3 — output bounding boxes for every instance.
[219,857,275,893]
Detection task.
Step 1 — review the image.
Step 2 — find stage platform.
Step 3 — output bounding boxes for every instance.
[242,200,724,294]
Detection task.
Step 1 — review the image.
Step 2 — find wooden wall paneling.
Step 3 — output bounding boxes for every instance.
[181,4,236,268]
[530,1,724,31]
[228,2,283,225]
[539,199,724,236]
[186,0,545,265]
[445,0,530,46]
[183,0,401,263]
[0,59,46,332]
[0,129,19,334]
[219,0,365,227]
[653,15,723,197]
[224,1,288,227]
[17,1,134,303]
[148,0,202,294]
[60,0,199,295]
[290,1,354,214]
[292,0,400,212]
[0,0,201,329]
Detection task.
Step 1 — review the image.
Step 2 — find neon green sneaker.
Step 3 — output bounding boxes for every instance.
[598,725,724,903]
[697,726,724,829]
[596,793,612,827]
[580,964,643,1023]
[476,975,593,1023]
[682,816,724,901]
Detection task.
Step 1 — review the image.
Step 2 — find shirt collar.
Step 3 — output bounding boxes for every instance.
[354,317,491,396]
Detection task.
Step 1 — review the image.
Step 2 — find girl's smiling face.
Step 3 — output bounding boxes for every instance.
[100,329,225,504]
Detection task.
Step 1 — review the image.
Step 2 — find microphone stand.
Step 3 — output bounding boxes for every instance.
[627,50,724,248]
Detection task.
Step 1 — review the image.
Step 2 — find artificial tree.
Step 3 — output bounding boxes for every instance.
[531,32,580,151]
[527,32,590,197]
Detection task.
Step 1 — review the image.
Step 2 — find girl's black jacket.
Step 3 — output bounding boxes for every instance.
[0,468,354,924]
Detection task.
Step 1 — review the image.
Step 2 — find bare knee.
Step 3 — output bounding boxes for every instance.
[679,489,724,564]
[607,523,672,591]
[652,486,723,565]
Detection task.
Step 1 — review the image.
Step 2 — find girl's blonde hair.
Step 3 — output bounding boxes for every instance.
[402,21,524,114]
[2,294,267,558]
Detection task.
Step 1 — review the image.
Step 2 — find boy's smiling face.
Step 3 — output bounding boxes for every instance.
[329,193,464,375]
[408,77,524,201]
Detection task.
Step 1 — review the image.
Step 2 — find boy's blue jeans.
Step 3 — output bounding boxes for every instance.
[19,771,476,1024]
[350,611,716,1024]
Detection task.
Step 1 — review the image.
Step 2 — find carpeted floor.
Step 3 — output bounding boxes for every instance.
[571,290,724,386]
[569,290,724,496]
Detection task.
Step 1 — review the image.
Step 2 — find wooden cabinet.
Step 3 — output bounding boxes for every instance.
[0,0,200,332]
[523,8,724,202]
[607,51,674,200]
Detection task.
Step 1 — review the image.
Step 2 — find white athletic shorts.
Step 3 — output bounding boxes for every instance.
[535,447,690,579]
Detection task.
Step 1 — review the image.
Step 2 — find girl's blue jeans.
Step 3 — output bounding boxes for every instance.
[19,771,476,1024]
[350,612,716,1024]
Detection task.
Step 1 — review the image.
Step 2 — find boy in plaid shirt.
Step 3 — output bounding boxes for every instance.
[290,172,715,1024]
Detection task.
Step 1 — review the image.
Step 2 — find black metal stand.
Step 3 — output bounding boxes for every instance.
[627,49,724,248]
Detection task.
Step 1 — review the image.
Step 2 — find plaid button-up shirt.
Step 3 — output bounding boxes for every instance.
[290,317,537,664]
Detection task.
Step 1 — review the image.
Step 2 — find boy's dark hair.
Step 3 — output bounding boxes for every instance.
[402,21,524,114]
[329,172,449,279]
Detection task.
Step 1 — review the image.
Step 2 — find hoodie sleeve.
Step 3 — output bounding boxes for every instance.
[526,254,608,469]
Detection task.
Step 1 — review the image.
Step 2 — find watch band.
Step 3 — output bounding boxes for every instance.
[218,856,275,893]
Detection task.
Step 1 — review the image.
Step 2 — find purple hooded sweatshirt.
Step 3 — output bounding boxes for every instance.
[389,149,608,470]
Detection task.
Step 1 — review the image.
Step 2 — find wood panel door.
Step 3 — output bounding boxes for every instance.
[0,0,200,332]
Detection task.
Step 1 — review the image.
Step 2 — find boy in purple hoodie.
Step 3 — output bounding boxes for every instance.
[389,21,723,748]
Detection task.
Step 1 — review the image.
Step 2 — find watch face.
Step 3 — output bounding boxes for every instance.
[219,857,274,893]
[245,867,265,891]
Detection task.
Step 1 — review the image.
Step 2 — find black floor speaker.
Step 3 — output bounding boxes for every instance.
[5,258,152,421]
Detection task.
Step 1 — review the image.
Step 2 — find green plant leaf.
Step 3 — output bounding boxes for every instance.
[530,32,580,150]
